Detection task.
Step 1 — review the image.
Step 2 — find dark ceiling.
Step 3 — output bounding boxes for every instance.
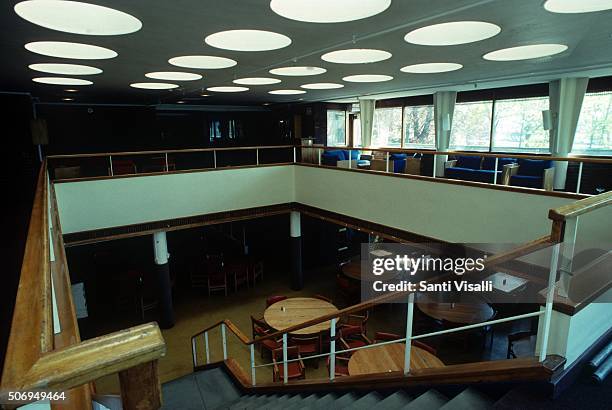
[1,0,612,106]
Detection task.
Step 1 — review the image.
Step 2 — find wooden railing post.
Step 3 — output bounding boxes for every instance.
[119,360,162,410]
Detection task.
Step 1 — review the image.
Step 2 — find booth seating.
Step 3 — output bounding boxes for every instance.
[506,159,555,191]
[445,156,517,184]
[321,150,370,168]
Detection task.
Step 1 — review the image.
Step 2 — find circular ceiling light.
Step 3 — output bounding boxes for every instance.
[483,44,568,61]
[300,83,344,89]
[205,29,291,51]
[207,86,249,92]
[25,41,117,59]
[130,82,179,89]
[270,0,391,23]
[168,55,237,69]
[342,74,393,83]
[269,89,307,95]
[14,0,142,35]
[544,0,612,13]
[29,63,102,75]
[33,77,93,85]
[62,97,74,101]
[269,66,326,76]
[233,77,281,85]
[405,21,501,46]
[400,62,463,73]
[321,48,392,64]
[64,89,78,92]
[145,72,202,81]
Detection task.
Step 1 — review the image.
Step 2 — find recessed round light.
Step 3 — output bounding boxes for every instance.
[321,48,392,64]
[130,82,179,89]
[14,0,142,35]
[25,41,117,59]
[168,55,237,69]
[64,89,78,92]
[342,74,393,83]
[207,86,249,92]
[300,83,344,89]
[483,44,568,61]
[145,72,202,81]
[544,0,612,13]
[269,89,307,95]
[270,0,391,23]
[405,21,501,46]
[400,62,463,73]
[29,63,102,75]
[200,93,210,97]
[269,66,326,76]
[233,77,281,85]
[176,101,186,104]
[33,77,93,85]
[205,29,291,51]
[62,97,74,101]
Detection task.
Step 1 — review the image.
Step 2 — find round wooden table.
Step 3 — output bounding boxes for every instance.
[264,297,339,335]
[416,295,495,325]
[348,343,444,375]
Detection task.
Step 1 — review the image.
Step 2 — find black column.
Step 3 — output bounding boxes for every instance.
[155,262,174,329]
[291,236,303,290]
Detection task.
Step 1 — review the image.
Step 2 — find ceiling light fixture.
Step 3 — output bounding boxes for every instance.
[233,77,281,85]
[300,83,344,89]
[169,55,237,69]
[544,0,612,13]
[130,82,179,89]
[400,62,463,73]
[205,29,291,51]
[206,86,249,92]
[405,21,501,46]
[483,44,568,61]
[269,89,307,95]
[62,98,74,101]
[29,63,102,75]
[342,74,393,83]
[321,48,392,64]
[25,41,117,59]
[270,0,391,23]
[64,89,78,92]
[145,72,202,81]
[33,77,93,85]
[269,66,326,76]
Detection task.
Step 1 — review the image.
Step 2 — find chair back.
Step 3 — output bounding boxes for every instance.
[272,346,298,361]
[266,295,287,307]
[289,333,321,349]
[251,315,269,337]
[412,340,437,355]
[374,332,401,343]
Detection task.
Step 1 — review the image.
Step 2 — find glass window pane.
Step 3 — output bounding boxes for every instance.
[327,110,346,146]
[403,105,435,148]
[353,114,362,147]
[574,91,612,155]
[492,97,550,153]
[450,101,493,151]
[372,107,402,147]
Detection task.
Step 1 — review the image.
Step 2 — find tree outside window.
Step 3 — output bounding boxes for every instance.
[492,97,550,153]
[404,105,435,148]
[450,101,493,151]
[327,110,346,146]
[574,91,612,155]
[372,107,402,147]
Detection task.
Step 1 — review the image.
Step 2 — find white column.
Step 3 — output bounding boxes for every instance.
[433,91,457,176]
[549,78,589,189]
[153,231,169,264]
[359,98,375,148]
[290,211,302,290]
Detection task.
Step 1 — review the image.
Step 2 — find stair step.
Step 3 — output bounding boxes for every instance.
[404,390,448,410]
[377,391,413,409]
[228,394,260,409]
[287,394,319,409]
[312,393,338,408]
[440,388,494,410]
[194,368,241,409]
[347,392,383,409]
[161,374,205,410]
[331,393,360,409]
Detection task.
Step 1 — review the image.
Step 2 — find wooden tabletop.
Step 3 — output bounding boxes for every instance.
[264,297,339,335]
[348,343,444,376]
[416,295,495,325]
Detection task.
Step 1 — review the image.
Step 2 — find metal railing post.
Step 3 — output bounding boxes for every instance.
[191,337,197,367]
[348,150,352,169]
[558,217,579,298]
[493,157,499,184]
[404,292,415,375]
[329,318,337,380]
[109,155,114,176]
[221,323,228,360]
[204,331,210,364]
[256,148,259,166]
[293,147,297,163]
[386,152,390,173]
[432,154,437,178]
[213,150,217,169]
[282,333,288,384]
[165,152,169,172]
[539,243,560,361]
[250,344,256,386]
[318,148,322,165]
[576,162,583,194]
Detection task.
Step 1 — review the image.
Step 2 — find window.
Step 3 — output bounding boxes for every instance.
[574,91,612,155]
[450,101,493,151]
[352,114,362,147]
[492,97,549,152]
[372,107,402,147]
[326,110,347,146]
[404,105,435,148]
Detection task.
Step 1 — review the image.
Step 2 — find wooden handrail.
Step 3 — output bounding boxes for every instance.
[482,235,557,267]
[301,145,612,164]
[47,145,295,159]
[192,320,250,345]
[548,190,612,221]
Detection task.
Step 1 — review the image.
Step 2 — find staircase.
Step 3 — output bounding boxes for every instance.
[159,367,500,410]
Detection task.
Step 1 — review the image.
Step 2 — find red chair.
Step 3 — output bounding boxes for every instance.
[226,259,249,292]
[249,260,264,286]
[339,326,372,351]
[374,331,437,355]
[336,274,357,304]
[207,272,227,296]
[266,295,287,307]
[272,346,305,382]
[313,294,333,303]
[341,311,369,333]
[251,316,281,358]
[289,333,322,368]
[326,355,350,377]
